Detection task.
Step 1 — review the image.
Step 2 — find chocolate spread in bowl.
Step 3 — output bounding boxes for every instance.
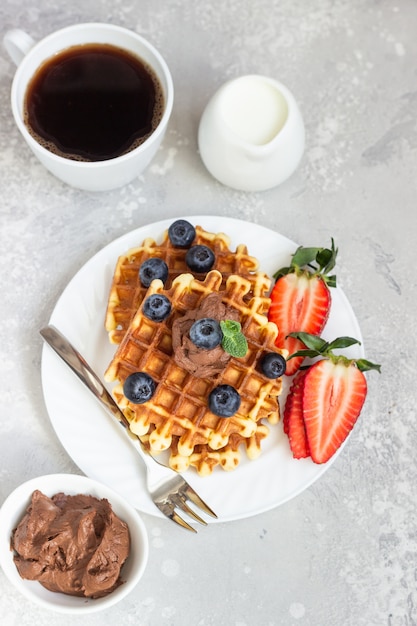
[11,489,130,598]
[172,293,239,378]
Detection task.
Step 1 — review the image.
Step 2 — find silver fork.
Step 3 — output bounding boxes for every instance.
[40,325,217,532]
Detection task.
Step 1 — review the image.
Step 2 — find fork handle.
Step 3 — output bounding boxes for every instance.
[40,325,156,470]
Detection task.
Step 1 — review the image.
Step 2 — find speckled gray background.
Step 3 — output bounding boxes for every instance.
[1,1,416,625]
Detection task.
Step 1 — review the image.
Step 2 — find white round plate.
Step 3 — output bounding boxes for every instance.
[41,216,364,522]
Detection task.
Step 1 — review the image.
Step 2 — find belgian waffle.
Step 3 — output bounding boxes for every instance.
[105,224,271,344]
[140,421,272,476]
[169,423,272,476]
[105,270,286,472]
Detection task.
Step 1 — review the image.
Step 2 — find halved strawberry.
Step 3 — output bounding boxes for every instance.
[268,241,337,376]
[283,370,309,458]
[284,333,380,464]
[269,273,331,375]
[303,359,367,463]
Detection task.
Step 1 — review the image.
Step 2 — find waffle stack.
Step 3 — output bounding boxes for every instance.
[105,270,286,474]
[105,225,271,344]
[167,423,271,476]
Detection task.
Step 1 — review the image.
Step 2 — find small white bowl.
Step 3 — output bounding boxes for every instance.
[0,473,149,614]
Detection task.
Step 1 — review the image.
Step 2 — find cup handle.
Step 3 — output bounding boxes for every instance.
[3,29,36,66]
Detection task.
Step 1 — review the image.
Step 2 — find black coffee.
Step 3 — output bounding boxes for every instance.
[24,43,164,161]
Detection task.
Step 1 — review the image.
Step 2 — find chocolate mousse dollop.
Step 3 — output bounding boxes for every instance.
[172,292,239,378]
[11,489,130,598]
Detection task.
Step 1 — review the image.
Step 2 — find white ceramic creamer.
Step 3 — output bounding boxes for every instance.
[198,75,305,192]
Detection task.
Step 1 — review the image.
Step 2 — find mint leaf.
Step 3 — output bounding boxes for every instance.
[220,320,241,337]
[220,320,248,358]
[222,333,248,358]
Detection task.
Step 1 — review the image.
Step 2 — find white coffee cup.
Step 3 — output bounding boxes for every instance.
[3,23,174,191]
[198,75,305,192]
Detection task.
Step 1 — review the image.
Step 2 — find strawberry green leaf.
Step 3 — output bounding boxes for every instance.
[315,247,333,268]
[287,331,381,372]
[287,332,328,352]
[326,336,361,351]
[287,349,322,360]
[316,238,338,276]
[291,246,323,268]
[326,274,337,288]
[273,239,338,285]
[355,359,381,373]
[273,265,293,280]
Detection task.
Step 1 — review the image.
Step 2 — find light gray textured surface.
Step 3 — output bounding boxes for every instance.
[1,1,416,625]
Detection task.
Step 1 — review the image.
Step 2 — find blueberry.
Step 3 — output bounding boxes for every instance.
[168,219,196,248]
[123,372,156,404]
[208,385,241,417]
[260,352,287,378]
[185,245,215,273]
[139,258,169,287]
[143,294,171,322]
[189,318,223,350]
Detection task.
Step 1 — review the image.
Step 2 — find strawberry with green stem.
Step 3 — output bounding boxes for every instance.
[268,240,337,376]
[284,332,380,464]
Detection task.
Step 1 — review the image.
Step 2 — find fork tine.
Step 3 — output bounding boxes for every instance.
[183,485,218,519]
[173,496,208,526]
[168,509,198,533]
